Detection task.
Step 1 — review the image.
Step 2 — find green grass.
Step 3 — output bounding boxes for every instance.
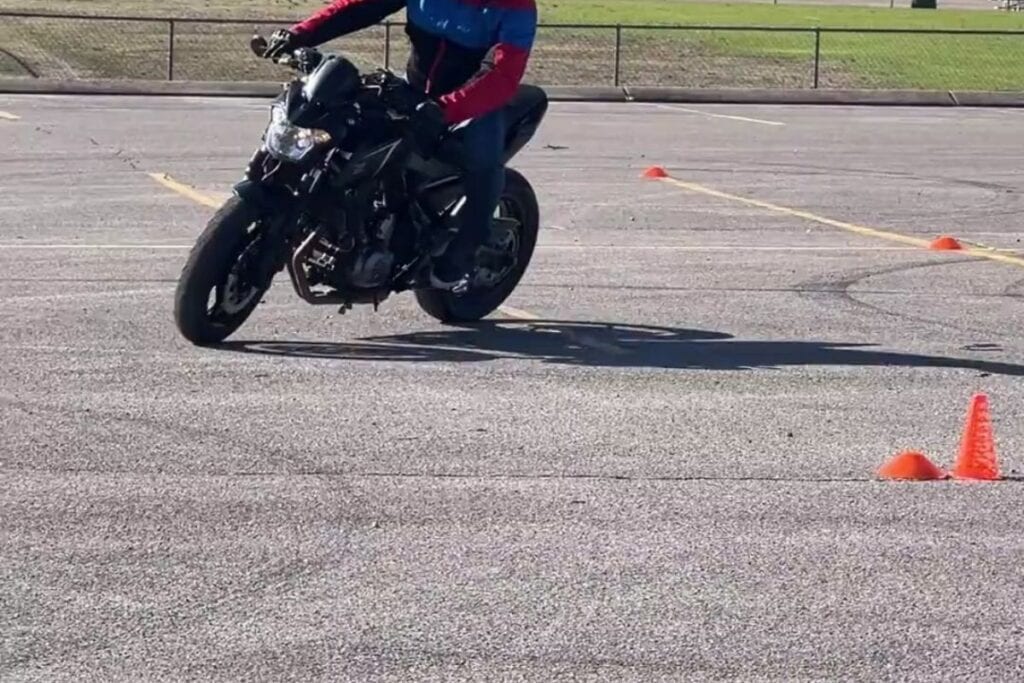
[539,1,1024,90]
[1,1,1023,89]
[4,0,1024,27]
[543,1,1024,29]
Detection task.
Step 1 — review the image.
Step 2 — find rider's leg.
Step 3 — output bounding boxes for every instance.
[431,107,506,288]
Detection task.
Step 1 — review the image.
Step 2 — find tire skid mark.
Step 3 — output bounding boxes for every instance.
[0,395,309,472]
[796,258,1015,338]
[1002,276,1024,299]
[522,281,1024,301]
[736,160,1022,222]
[2,396,357,669]
[748,159,1021,195]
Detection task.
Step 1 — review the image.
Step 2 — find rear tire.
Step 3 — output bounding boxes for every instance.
[174,196,270,346]
[415,168,539,323]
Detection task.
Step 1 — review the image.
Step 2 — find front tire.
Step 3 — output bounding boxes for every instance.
[415,168,540,323]
[174,196,271,346]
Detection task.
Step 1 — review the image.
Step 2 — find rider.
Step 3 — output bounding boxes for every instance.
[263,0,539,292]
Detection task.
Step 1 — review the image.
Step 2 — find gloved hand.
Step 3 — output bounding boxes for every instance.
[263,29,298,60]
[407,100,447,158]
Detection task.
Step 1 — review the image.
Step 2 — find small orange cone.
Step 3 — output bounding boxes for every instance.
[642,166,668,179]
[877,450,947,481]
[951,393,1000,481]
[929,236,963,251]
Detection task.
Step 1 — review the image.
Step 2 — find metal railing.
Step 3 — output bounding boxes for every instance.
[2,11,1024,91]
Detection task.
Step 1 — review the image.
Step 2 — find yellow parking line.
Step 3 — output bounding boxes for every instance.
[497,305,627,355]
[655,176,1024,269]
[148,172,221,209]
[0,111,19,121]
[497,305,540,321]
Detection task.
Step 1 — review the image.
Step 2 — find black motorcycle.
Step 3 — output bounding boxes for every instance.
[173,33,548,346]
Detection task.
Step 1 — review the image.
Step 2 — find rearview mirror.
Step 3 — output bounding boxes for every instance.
[250,33,268,57]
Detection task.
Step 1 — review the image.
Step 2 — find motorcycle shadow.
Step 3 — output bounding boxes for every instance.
[215,319,1024,376]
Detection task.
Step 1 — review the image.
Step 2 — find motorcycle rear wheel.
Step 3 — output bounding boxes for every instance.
[415,168,539,323]
[174,196,270,346]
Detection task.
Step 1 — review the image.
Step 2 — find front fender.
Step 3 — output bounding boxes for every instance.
[232,179,293,214]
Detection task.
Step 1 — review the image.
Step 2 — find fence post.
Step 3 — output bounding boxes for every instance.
[613,25,622,86]
[167,19,176,81]
[384,22,391,70]
[813,27,821,89]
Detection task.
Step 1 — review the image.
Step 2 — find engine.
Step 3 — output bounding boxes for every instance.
[347,212,398,289]
[303,208,401,292]
[346,246,394,289]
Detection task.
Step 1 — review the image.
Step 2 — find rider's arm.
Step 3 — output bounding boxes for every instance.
[289,0,405,47]
[438,2,537,124]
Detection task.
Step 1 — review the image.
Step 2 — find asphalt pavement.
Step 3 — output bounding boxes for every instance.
[2,96,1024,681]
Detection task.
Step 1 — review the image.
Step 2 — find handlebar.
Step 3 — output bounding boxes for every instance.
[248,31,431,120]
[250,32,323,72]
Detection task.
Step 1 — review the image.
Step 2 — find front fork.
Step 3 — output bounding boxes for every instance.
[232,178,297,287]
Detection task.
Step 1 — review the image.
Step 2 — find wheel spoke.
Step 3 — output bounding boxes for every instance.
[207,232,263,321]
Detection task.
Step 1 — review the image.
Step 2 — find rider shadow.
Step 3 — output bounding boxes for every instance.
[218,319,1024,376]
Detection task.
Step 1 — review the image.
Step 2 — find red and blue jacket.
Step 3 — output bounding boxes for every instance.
[290,0,537,124]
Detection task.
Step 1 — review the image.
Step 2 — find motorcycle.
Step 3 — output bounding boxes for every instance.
[173,33,548,346]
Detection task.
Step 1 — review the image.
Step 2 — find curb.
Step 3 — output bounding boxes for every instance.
[1,78,1023,107]
[0,78,631,101]
[624,86,960,107]
[948,90,1024,107]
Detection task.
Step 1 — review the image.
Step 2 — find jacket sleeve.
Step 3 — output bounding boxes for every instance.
[438,4,537,124]
[289,0,405,47]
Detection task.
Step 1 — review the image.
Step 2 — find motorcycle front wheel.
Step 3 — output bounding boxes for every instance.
[174,196,272,346]
[415,167,540,323]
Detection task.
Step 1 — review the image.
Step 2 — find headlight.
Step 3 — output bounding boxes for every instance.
[264,104,331,162]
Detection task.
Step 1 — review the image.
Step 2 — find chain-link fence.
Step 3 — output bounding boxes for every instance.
[817,29,1024,89]
[2,11,1024,91]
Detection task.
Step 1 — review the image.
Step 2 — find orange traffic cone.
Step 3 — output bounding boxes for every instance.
[642,166,668,179]
[877,450,947,481]
[951,393,1000,481]
[929,236,963,251]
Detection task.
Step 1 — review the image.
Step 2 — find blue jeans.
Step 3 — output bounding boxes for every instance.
[442,108,506,274]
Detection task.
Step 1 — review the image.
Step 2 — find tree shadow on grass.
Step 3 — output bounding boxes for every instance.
[216,319,1024,376]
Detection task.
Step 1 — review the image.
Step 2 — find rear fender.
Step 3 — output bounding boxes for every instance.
[501,88,549,165]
